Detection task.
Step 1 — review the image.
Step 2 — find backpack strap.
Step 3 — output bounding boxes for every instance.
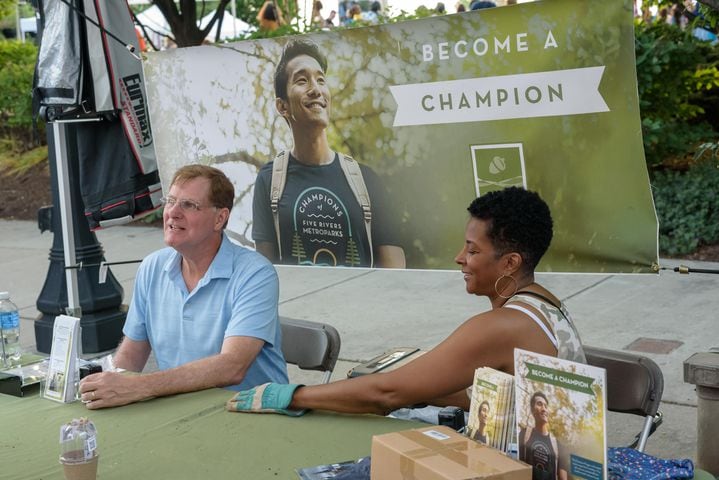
[549,433,559,472]
[338,153,373,268]
[269,150,289,261]
[523,426,532,458]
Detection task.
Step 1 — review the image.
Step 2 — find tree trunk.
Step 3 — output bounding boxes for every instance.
[153,0,232,47]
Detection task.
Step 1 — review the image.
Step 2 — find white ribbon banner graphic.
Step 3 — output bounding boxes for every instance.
[390,66,609,127]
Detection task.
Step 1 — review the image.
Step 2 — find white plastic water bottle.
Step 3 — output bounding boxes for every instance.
[0,291,21,366]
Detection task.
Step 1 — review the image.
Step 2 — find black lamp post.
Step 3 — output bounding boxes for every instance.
[34,122,126,354]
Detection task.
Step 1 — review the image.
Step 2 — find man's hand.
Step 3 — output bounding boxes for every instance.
[79,372,150,410]
[226,383,306,416]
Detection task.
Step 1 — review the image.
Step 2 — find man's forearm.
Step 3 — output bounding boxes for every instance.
[137,351,253,399]
[81,335,266,409]
[81,349,258,410]
[113,337,151,372]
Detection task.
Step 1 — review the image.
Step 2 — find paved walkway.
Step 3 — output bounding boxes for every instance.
[2,219,718,462]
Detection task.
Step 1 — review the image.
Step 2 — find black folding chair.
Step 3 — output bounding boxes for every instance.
[280,317,341,384]
[584,345,664,452]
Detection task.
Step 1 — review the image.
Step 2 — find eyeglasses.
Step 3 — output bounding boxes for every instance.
[160,196,216,212]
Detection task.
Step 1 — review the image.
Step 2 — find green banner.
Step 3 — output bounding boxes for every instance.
[144,0,658,272]
[525,362,595,395]
[477,379,498,392]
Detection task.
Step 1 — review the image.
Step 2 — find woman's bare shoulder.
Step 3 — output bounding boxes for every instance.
[458,306,531,335]
[450,306,556,363]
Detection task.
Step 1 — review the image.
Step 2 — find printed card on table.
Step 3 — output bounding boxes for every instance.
[43,315,80,403]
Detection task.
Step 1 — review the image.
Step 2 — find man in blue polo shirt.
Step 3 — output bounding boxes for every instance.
[79,165,288,409]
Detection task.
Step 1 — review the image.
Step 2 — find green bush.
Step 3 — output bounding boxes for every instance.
[0,40,47,172]
[652,162,719,255]
[635,22,719,167]
[0,40,37,128]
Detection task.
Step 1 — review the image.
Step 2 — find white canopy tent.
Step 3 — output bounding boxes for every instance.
[134,6,253,49]
[134,5,171,48]
[200,10,255,41]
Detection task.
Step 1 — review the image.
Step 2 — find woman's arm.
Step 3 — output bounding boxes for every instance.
[231,303,559,416]
[426,389,473,411]
[289,309,526,414]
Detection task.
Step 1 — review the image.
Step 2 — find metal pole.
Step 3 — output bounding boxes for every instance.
[684,352,719,476]
[16,2,23,43]
[52,121,81,317]
[230,2,237,38]
[36,120,127,354]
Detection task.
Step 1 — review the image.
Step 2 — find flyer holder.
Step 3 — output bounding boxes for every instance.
[42,315,82,403]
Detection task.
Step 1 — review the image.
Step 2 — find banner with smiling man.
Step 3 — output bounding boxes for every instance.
[143,0,658,273]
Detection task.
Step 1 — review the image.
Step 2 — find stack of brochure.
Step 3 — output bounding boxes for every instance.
[466,367,516,453]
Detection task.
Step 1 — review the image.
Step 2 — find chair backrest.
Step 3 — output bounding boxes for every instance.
[280,317,341,384]
[584,345,664,452]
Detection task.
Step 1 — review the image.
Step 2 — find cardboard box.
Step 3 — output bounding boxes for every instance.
[371,426,531,480]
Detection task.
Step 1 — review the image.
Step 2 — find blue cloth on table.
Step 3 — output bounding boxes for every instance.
[608,447,694,480]
[307,448,695,480]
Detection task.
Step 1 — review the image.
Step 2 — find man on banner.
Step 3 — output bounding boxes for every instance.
[251,39,406,268]
[79,165,288,409]
[519,391,568,480]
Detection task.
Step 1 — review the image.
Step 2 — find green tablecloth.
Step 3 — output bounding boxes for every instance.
[696,470,717,480]
[2,389,715,480]
[0,388,424,479]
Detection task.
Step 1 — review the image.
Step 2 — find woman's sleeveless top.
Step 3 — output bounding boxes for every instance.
[504,293,586,363]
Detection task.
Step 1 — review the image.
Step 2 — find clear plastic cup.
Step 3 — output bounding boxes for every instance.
[59,418,99,480]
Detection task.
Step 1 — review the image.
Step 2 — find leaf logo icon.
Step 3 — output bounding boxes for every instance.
[489,156,506,175]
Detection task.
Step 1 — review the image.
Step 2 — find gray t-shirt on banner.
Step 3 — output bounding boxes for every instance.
[520,427,566,480]
[252,153,400,267]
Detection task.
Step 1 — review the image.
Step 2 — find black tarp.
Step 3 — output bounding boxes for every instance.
[34,0,162,229]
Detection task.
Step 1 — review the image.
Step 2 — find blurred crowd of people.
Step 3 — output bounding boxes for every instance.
[334,0,385,26]
[635,0,718,44]
[313,0,520,27]
[260,0,715,41]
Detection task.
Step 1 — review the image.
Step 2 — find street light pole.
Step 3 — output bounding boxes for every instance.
[34,122,126,354]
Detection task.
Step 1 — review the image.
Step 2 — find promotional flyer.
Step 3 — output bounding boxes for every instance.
[515,349,607,480]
